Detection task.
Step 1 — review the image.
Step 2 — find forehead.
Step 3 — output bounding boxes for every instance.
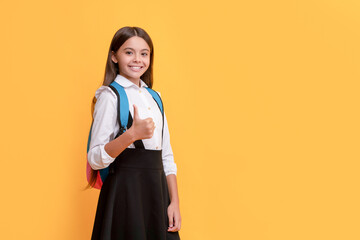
[120,36,150,51]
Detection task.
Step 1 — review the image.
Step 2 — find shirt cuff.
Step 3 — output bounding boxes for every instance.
[165,172,177,176]
[163,162,177,176]
[100,144,115,165]
[88,144,116,170]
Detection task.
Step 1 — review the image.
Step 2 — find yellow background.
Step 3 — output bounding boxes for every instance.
[1,0,359,239]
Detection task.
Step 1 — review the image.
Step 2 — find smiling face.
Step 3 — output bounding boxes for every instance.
[111,36,151,86]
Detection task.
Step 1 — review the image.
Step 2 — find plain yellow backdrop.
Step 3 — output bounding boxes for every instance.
[0,0,359,239]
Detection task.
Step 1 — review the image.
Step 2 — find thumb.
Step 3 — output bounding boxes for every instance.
[133,104,139,121]
[168,211,174,228]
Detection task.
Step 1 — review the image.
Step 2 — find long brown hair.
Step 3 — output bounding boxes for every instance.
[84,26,154,190]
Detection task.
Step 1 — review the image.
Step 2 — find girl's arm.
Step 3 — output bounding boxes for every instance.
[166,174,179,204]
[156,93,180,231]
[88,87,118,170]
[88,88,144,169]
[104,129,136,158]
[89,88,157,169]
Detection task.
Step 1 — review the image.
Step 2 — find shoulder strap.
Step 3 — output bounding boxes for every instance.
[87,121,93,153]
[109,81,129,134]
[145,88,163,113]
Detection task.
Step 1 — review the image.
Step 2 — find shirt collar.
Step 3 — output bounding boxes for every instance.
[114,74,148,88]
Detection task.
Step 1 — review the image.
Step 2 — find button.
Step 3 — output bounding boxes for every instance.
[148,107,151,110]
[139,90,142,93]
[156,146,158,149]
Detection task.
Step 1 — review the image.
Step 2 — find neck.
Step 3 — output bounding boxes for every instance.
[131,79,140,87]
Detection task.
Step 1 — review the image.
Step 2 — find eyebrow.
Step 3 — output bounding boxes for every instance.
[124,47,150,52]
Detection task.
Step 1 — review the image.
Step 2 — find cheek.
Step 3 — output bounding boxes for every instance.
[119,55,131,64]
[144,57,150,66]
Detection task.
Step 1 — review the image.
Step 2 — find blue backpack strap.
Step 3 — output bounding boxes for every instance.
[145,88,165,140]
[99,164,109,182]
[109,81,130,134]
[87,121,93,153]
[145,88,163,113]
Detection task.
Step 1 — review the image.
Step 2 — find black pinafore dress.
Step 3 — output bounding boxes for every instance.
[91,113,180,240]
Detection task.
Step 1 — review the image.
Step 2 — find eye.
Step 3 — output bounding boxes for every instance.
[125,51,133,55]
[142,52,148,56]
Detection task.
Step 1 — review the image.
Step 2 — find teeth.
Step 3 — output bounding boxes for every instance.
[130,66,141,69]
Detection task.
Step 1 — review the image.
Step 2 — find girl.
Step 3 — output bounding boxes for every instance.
[86,26,181,240]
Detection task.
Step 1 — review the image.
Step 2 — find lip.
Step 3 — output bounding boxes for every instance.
[128,65,143,72]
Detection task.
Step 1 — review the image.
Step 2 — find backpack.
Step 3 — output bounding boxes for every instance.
[86,81,164,189]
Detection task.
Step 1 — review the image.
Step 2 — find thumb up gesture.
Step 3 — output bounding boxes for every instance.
[130,104,156,140]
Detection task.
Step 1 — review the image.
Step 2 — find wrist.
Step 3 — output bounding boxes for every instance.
[170,198,179,205]
[170,196,179,205]
[126,127,137,142]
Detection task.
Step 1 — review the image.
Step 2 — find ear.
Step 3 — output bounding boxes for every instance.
[111,51,118,63]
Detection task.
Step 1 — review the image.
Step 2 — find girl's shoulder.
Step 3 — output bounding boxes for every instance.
[95,85,117,101]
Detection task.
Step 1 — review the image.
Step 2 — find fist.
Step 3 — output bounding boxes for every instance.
[130,104,156,140]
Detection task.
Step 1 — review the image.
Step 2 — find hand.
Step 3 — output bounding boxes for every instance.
[167,202,181,232]
[130,104,155,140]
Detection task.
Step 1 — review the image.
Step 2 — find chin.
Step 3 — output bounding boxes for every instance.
[130,73,143,78]
[124,72,141,79]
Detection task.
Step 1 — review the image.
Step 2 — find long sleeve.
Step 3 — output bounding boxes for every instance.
[87,86,118,170]
[158,92,177,176]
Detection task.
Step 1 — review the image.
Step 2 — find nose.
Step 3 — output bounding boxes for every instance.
[133,53,141,63]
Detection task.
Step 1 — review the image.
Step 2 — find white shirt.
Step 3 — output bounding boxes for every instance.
[87,74,177,176]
